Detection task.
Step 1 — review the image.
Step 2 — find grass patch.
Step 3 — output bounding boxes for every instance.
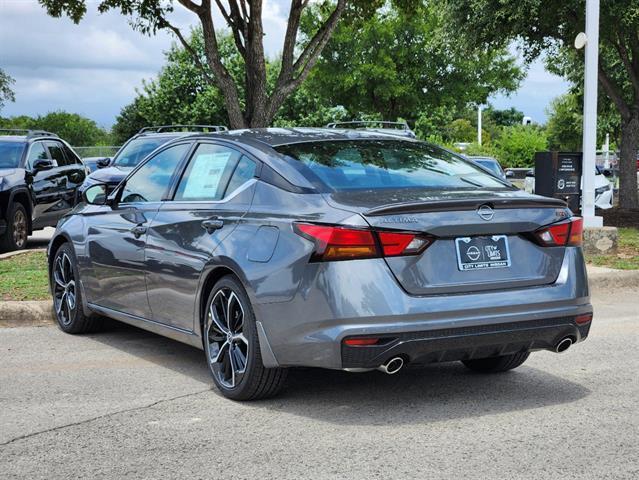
[587,227,639,270]
[0,251,50,301]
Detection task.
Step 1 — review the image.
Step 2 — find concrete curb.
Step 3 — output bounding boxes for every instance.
[0,267,636,328]
[0,301,55,328]
[587,267,639,291]
[0,248,47,260]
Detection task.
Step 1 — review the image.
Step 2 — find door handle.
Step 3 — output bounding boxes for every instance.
[201,218,224,233]
[130,225,147,238]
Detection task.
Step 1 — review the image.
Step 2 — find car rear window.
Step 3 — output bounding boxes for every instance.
[275,140,509,191]
[0,141,26,168]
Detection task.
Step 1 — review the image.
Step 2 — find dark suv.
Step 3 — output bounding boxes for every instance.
[79,125,227,198]
[0,129,87,251]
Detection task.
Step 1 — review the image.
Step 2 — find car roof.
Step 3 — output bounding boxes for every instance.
[0,129,59,142]
[203,127,419,148]
[0,136,28,142]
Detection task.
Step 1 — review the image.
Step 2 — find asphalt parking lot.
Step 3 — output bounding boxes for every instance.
[0,289,637,479]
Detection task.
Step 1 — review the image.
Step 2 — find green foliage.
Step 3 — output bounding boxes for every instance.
[545,93,583,151]
[493,125,547,168]
[446,119,476,143]
[463,142,497,157]
[301,3,523,123]
[0,68,15,112]
[0,111,110,146]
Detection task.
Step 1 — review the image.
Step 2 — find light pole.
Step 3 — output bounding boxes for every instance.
[477,105,482,146]
[581,0,603,227]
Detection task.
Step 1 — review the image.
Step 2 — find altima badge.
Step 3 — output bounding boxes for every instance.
[477,205,494,221]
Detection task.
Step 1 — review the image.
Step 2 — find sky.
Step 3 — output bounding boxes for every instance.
[0,0,570,129]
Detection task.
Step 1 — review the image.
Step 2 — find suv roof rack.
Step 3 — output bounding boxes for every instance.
[325,120,411,131]
[0,128,58,139]
[138,125,229,134]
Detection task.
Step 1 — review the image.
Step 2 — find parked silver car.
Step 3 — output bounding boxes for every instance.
[48,128,593,400]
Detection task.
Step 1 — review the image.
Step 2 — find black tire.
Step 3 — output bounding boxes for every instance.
[203,275,287,400]
[0,202,28,252]
[462,352,530,373]
[51,243,103,334]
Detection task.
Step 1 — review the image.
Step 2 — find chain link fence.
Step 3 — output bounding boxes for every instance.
[72,146,121,159]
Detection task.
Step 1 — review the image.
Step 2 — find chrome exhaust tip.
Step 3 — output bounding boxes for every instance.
[555,337,573,353]
[377,357,404,375]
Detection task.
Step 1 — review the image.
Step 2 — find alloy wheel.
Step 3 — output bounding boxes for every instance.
[205,287,249,389]
[12,209,27,248]
[53,253,77,326]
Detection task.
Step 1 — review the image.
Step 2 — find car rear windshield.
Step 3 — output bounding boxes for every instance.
[0,141,26,168]
[275,140,510,191]
[113,137,177,168]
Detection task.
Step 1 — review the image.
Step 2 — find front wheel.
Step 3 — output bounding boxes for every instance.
[51,243,102,334]
[461,352,530,373]
[204,275,287,400]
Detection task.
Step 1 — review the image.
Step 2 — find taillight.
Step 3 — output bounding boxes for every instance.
[294,223,433,261]
[534,217,583,247]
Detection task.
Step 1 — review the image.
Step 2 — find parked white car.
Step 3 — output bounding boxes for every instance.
[524,167,613,209]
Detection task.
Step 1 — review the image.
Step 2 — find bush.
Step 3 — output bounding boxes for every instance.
[494,125,548,167]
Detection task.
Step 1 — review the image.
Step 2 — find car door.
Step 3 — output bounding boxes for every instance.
[145,142,258,331]
[44,141,76,221]
[60,142,87,202]
[26,141,64,229]
[83,142,192,319]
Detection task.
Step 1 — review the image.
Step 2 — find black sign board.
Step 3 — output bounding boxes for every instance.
[534,152,582,214]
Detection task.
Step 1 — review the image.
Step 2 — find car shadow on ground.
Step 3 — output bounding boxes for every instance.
[87,322,591,426]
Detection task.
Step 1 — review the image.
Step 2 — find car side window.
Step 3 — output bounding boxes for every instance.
[174,144,242,201]
[120,143,190,204]
[224,156,257,197]
[46,141,68,167]
[62,144,81,165]
[26,142,49,170]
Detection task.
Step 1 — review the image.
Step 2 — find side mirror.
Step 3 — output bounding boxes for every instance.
[602,169,612,177]
[33,158,54,171]
[97,157,111,168]
[83,184,108,205]
[505,170,515,178]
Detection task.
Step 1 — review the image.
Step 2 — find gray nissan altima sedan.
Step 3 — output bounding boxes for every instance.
[47,128,593,400]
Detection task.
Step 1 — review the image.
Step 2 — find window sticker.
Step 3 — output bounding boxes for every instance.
[180,152,231,200]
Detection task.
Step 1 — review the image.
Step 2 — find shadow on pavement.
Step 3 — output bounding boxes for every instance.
[86,321,591,425]
[85,321,212,385]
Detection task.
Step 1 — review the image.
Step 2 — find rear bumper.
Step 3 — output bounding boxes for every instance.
[253,247,592,369]
[341,316,591,368]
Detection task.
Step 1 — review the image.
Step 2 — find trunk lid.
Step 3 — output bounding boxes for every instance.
[325,189,572,295]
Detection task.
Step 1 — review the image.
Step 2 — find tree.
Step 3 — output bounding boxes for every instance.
[445,0,639,208]
[301,3,523,123]
[546,93,583,151]
[0,111,109,146]
[494,125,548,168]
[113,29,234,143]
[0,68,15,112]
[39,0,357,129]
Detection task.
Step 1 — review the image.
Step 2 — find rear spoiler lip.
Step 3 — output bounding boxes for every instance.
[364,197,568,216]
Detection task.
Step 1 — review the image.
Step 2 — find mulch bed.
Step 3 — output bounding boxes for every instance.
[601,208,639,228]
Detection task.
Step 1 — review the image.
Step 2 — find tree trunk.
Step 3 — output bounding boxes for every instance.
[618,113,639,209]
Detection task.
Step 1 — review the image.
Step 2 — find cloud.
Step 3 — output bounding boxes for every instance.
[1,1,568,127]
[0,0,294,127]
